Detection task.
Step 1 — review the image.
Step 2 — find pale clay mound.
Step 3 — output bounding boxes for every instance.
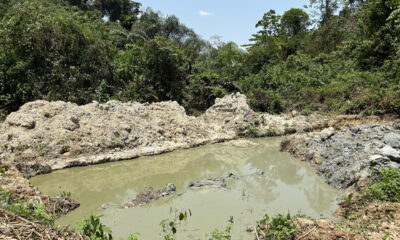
[0,93,389,178]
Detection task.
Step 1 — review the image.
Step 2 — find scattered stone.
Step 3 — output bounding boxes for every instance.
[187,177,228,189]
[383,132,400,148]
[319,127,335,141]
[282,123,400,189]
[226,172,240,179]
[251,170,264,176]
[161,183,176,196]
[380,145,400,162]
[118,183,177,209]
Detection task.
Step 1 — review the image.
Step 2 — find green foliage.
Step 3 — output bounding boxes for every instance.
[256,213,296,240]
[185,69,226,111]
[78,215,113,240]
[121,233,140,240]
[0,0,115,112]
[0,188,53,223]
[267,128,277,136]
[0,166,5,175]
[246,124,259,138]
[362,168,400,202]
[309,0,340,25]
[300,108,313,116]
[206,216,233,240]
[345,0,400,69]
[60,191,72,198]
[1,0,400,119]
[281,8,310,37]
[160,209,191,240]
[343,193,354,219]
[284,124,297,135]
[0,189,12,204]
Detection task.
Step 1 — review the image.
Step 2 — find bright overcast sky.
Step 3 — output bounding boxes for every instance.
[139,0,310,47]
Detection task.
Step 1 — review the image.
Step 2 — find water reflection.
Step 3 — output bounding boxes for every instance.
[31,137,339,240]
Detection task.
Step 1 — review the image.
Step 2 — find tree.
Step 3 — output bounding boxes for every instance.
[139,36,188,102]
[245,10,283,71]
[65,0,141,29]
[94,0,141,29]
[345,0,400,68]
[0,0,114,112]
[310,0,340,25]
[254,10,282,39]
[281,8,310,37]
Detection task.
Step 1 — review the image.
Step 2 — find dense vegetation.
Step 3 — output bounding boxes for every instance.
[1,0,400,119]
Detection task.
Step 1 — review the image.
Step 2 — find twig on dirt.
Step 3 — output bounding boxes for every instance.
[296,227,318,240]
[254,226,260,240]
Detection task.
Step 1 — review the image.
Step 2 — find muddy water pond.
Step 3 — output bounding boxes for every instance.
[31,137,339,239]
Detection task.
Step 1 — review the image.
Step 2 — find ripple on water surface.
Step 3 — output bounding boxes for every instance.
[31,137,339,239]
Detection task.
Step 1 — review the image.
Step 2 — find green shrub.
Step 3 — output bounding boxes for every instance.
[121,233,140,240]
[0,188,53,223]
[362,168,400,202]
[160,209,191,240]
[60,191,72,198]
[247,89,287,114]
[343,193,354,219]
[256,213,296,240]
[206,216,233,240]
[78,215,113,240]
[300,108,312,116]
[284,125,297,135]
[246,124,259,137]
[267,128,277,136]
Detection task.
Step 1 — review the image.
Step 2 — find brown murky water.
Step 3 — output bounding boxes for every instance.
[31,137,339,239]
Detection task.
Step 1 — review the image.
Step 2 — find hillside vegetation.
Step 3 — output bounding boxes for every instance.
[1,0,400,119]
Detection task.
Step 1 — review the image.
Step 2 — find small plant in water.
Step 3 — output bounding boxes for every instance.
[121,233,140,240]
[160,208,191,240]
[206,216,233,240]
[59,191,72,198]
[78,215,113,240]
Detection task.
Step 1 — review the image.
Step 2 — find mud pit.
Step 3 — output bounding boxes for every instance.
[31,138,339,239]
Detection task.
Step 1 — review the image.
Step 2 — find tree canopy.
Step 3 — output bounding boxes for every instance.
[1,0,400,119]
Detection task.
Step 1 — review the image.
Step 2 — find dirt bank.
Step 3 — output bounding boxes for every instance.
[1,93,394,179]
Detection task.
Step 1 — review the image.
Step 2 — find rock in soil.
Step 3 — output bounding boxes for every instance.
[282,123,400,190]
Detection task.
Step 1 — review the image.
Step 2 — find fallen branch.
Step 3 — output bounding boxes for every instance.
[254,226,260,240]
[296,227,318,240]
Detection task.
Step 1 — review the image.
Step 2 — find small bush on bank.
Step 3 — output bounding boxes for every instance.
[256,213,296,240]
[0,188,53,223]
[362,168,400,202]
[247,124,259,137]
[300,108,312,116]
